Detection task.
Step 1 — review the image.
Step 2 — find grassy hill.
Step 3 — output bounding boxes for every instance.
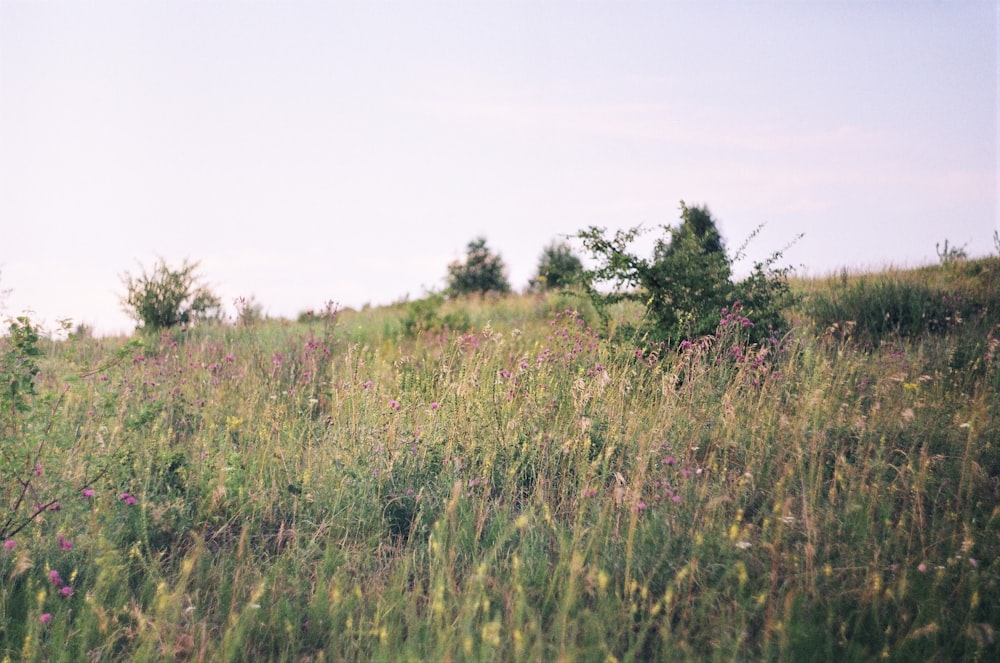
[1,258,997,661]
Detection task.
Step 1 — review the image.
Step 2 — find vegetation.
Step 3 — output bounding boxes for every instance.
[529,241,585,292]
[577,202,796,344]
[120,258,222,331]
[803,259,999,348]
[446,237,511,297]
[1,253,997,661]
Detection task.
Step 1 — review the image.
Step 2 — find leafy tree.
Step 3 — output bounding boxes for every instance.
[446,237,511,297]
[120,258,221,331]
[529,241,585,292]
[577,202,795,344]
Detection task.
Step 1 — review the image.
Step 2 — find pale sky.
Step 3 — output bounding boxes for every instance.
[1,0,997,335]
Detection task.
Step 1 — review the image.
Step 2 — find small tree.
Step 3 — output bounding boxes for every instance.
[120,258,221,331]
[529,241,585,292]
[577,202,795,344]
[446,237,511,297]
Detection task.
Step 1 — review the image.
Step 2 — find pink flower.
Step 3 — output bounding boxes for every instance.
[49,569,62,586]
[430,402,439,410]
[389,399,400,411]
[60,586,74,597]
[2,539,15,550]
[39,613,52,624]
[917,562,928,573]
[34,463,43,477]
[82,488,95,498]
[362,381,374,389]
[119,492,138,506]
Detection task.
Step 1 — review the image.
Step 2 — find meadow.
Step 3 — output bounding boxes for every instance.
[1,258,998,661]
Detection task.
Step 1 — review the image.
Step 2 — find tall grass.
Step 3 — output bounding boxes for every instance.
[1,275,997,661]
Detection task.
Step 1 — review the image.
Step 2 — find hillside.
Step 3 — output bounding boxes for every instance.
[1,259,997,661]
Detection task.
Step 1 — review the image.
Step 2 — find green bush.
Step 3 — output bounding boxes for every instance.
[445,237,511,297]
[528,241,585,292]
[577,202,794,344]
[120,258,221,331]
[402,293,471,338]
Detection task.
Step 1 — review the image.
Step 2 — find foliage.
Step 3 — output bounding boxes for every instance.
[528,241,585,292]
[0,262,996,662]
[805,257,1000,347]
[445,237,511,297]
[0,317,42,426]
[936,238,968,265]
[401,292,471,338]
[120,257,221,331]
[577,202,795,344]
[233,295,264,326]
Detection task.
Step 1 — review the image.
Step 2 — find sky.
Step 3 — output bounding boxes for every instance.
[1,0,997,336]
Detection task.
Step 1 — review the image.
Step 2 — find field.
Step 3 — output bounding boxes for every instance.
[2,259,998,661]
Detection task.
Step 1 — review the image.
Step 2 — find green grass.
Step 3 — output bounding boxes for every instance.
[1,267,998,662]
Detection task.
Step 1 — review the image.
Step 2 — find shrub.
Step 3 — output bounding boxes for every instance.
[120,258,221,331]
[233,295,264,326]
[529,241,585,292]
[577,202,795,344]
[402,293,471,338]
[936,238,968,265]
[445,237,511,297]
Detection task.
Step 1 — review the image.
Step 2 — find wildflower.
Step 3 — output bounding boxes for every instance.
[362,381,374,389]
[735,541,752,550]
[917,562,928,573]
[678,340,692,351]
[3,539,15,550]
[49,569,62,586]
[60,586,74,597]
[34,463,43,476]
[389,399,400,411]
[582,488,598,498]
[119,492,138,506]
[430,402,439,410]
[39,613,52,624]
[56,535,73,550]
[663,456,675,466]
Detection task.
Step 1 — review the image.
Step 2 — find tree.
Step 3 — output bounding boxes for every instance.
[446,237,511,297]
[529,241,585,292]
[577,202,794,343]
[120,258,221,331]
